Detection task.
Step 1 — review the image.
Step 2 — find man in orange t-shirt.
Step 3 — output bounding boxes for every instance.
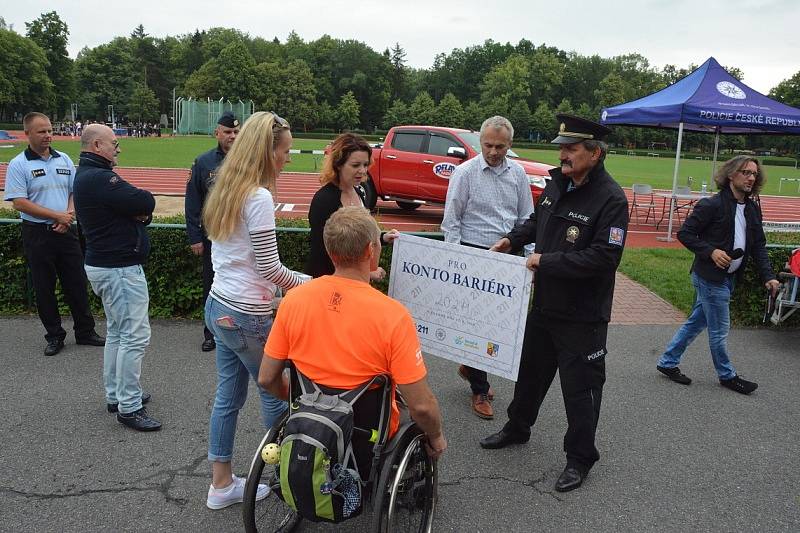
[258,207,446,458]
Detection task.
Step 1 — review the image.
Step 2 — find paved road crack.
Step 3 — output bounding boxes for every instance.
[440,472,562,501]
[0,454,208,507]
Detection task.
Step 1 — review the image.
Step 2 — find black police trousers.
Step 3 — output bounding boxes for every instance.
[504,315,607,471]
[202,237,215,341]
[21,222,96,342]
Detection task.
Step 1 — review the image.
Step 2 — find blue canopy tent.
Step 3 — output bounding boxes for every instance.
[601,57,800,239]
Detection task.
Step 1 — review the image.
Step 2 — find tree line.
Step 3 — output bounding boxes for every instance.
[2,12,800,153]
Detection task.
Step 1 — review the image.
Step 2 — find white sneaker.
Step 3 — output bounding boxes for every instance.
[206,475,270,510]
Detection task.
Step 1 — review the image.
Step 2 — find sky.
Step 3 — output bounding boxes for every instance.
[4,0,799,95]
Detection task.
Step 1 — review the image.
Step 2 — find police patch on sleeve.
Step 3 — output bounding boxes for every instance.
[609,227,624,246]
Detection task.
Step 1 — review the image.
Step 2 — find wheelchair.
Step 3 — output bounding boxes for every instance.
[766,249,800,326]
[242,364,438,533]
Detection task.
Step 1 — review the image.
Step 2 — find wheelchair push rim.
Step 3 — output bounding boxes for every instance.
[373,431,437,533]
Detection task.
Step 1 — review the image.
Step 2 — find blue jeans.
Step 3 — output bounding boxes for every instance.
[85,264,151,414]
[658,271,736,380]
[205,297,286,462]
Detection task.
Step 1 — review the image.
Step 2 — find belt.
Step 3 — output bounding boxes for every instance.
[22,220,56,230]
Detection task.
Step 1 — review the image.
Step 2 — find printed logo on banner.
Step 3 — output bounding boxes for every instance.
[435,328,446,341]
[601,110,608,121]
[433,162,457,179]
[486,342,500,357]
[716,81,746,100]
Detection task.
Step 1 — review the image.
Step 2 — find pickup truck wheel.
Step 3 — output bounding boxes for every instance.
[396,201,422,211]
[362,178,378,211]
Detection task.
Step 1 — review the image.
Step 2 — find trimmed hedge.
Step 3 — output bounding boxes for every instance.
[0,214,796,327]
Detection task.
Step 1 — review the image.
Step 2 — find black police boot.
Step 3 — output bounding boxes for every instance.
[479,428,530,449]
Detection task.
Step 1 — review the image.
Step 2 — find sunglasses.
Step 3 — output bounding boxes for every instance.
[270,112,289,128]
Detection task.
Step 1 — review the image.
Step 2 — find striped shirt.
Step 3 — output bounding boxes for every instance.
[441,154,534,250]
[210,188,305,315]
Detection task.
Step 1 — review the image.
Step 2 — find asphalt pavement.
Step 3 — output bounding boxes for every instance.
[1,316,798,533]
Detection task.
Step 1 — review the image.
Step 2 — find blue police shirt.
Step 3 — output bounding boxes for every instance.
[4,147,75,223]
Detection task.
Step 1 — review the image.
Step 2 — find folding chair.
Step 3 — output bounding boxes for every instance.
[629,183,656,224]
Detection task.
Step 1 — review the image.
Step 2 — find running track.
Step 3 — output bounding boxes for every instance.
[2,164,798,247]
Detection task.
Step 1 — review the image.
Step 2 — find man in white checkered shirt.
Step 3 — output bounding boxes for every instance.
[441,115,534,420]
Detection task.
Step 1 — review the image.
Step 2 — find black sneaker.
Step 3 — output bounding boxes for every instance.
[117,407,162,431]
[107,392,151,413]
[657,365,692,385]
[720,375,758,395]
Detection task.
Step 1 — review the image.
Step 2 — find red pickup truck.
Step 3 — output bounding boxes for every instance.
[361,125,554,210]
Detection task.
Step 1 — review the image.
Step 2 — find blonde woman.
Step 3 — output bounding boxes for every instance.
[202,111,306,509]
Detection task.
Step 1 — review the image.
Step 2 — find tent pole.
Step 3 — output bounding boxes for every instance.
[711,127,720,179]
[658,122,684,242]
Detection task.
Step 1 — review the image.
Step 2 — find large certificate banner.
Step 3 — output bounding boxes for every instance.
[388,234,532,381]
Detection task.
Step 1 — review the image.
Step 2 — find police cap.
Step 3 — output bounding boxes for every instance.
[551,114,611,144]
[217,111,239,128]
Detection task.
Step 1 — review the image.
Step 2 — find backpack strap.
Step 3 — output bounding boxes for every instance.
[296,369,323,396]
[338,374,390,406]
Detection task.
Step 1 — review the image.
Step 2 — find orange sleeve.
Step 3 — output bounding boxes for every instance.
[264,305,290,360]
[388,310,427,385]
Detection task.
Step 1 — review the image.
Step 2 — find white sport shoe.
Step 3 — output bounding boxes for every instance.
[206,475,269,510]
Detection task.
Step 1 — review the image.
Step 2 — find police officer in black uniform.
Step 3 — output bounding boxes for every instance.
[480,115,629,493]
[185,111,239,351]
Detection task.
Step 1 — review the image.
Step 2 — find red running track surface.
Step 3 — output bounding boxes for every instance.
[2,165,798,246]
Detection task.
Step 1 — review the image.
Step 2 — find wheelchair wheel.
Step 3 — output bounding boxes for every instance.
[242,415,301,533]
[371,427,437,533]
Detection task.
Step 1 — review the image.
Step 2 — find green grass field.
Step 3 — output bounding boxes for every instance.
[2,136,799,196]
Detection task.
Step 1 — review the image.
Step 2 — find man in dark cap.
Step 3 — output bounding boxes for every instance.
[185,111,240,352]
[480,114,629,493]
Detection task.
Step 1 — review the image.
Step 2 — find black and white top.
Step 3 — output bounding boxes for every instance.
[210,187,305,314]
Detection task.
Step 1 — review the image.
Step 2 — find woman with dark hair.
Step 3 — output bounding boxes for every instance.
[304,133,399,278]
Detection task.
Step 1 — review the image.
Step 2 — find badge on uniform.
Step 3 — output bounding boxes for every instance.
[109,175,119,184]
[566,225,580,243]
[584,347,607,363]
[31,169,46,178]
[609,227,625,246]
[56,168,71,175]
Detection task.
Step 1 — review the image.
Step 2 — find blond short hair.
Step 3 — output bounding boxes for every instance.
[323,206,380,267]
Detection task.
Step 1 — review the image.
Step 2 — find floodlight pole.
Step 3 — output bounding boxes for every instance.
[70,103,77,123]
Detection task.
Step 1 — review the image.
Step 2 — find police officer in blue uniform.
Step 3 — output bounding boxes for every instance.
[480,115,629,493]
[185,111,239,351]
[3,112,104,356]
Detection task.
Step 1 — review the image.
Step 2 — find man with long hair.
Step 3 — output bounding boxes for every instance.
[656,155,780,394]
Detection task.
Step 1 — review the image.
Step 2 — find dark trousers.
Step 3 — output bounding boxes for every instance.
[21,222,95,342]
[459,240,491,395]
[504,315,607,471]
[202,237,215,341]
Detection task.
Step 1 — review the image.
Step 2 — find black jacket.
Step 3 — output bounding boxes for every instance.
[74,152,155,268]
[304,182,367,277]
[678,186,775,283]
[506,162,629,323]
[185,145,225,244]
